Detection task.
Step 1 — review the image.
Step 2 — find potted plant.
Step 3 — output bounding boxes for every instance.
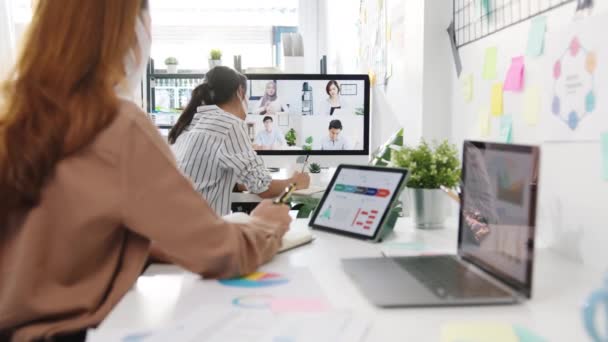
[308,163,321,174]
[285,129,297,147]
[165,57,178,74]
[209,49,222,69]
[392,140,460,229]
[303,136,313,151]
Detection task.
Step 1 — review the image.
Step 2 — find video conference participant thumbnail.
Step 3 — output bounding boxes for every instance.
[254,116,285,150]
[253,80,284,115]
[318,119,352,150]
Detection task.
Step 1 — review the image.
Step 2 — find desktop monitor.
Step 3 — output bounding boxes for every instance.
[244,74,370,155]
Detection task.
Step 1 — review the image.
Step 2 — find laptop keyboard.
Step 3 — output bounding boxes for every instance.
[394,256,512,299]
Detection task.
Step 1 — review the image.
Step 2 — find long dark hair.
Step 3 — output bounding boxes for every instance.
[168,66,247,144]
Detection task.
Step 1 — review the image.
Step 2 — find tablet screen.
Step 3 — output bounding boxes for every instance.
[311,166,407,238]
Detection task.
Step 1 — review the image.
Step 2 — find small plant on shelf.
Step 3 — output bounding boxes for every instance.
[164,57,178,65]
[210,49,222,60]
[209,49,223,69]
[164,57,178,73]
[285,129,297,147]
[308,163,321,174]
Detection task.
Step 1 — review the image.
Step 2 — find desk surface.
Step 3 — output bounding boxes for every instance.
[231,167,334,204]
[94,218,599,341]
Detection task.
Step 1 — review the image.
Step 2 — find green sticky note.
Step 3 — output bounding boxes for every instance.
[602,132,608,181]
[527,16,547,57]
[481,0,490,16]
[483,47,498,80]
[513,325,547,342]
[500,115,513,143]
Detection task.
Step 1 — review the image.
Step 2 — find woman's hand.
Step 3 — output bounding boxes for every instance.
[250,200,292,236]
[290,171,311,190]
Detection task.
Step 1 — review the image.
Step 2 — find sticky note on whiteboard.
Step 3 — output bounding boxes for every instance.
[527,16,547,57]
[491,83,504,116]
[504,56,525,92]
[483,47,498,80]
[523,86,541,126]
[462,74,473,102]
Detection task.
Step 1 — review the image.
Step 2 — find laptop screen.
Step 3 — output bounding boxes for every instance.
[310,165,408,239]
[458,141,540,297]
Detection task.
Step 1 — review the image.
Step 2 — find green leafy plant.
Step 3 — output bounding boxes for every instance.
[303,136,313,151]
[354,107,365,116]
[210,49,222,60]
[308,163,321,174]
[164,57,178,65]
[392,140,460,189]
[285,129,296,146]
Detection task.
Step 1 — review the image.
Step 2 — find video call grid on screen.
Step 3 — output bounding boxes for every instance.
[243,74,370,155]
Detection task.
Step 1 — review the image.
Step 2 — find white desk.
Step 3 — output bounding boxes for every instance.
[94,218,599,341]
[231,167,334,204]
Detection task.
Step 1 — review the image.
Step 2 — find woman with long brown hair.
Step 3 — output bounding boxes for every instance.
[0,1,291,341]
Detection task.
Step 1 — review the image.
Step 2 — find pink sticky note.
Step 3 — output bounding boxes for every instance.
[503,56,525,92]
[270,298,331,313]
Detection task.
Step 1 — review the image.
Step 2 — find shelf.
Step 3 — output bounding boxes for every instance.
[149,73,206,79]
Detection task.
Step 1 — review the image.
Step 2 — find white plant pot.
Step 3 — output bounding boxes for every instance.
[209,59,222,69]
[409,188,448,229]
[166,64,178,74]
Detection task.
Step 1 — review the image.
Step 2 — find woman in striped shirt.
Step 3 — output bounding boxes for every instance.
[168,66,310,216]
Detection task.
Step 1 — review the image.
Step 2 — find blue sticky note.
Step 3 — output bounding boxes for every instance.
[513,325,547,342]
[500,115,513,143]
[602,132,608,181]
[527,16,547,57]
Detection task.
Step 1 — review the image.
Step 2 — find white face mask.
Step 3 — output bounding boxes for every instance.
[118,11,152,100]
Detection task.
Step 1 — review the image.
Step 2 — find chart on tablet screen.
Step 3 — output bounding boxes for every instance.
[315,168,402,237]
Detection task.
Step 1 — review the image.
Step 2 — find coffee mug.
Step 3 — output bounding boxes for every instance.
[583,275,608,342]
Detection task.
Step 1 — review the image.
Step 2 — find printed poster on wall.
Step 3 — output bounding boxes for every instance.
[543,13,608,141]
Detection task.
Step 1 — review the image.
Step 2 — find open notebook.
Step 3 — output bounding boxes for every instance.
[224,212,314,253]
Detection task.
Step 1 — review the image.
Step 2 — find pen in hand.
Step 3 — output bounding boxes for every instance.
[273,183,297,205]
[301,155,310,173]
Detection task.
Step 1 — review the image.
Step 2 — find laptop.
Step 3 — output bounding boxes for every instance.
[342,141,540,307]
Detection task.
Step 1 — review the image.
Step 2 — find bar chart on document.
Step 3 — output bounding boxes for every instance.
[315,168,403,237]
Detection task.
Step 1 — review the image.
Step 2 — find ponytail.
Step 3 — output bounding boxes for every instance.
[168,66,247,144]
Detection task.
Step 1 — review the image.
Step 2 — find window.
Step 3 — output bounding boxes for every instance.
[149,0,299,71]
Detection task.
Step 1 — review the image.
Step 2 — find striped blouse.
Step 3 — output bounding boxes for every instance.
[172,105,272,216]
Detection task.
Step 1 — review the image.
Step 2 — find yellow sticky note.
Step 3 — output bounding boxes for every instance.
[491,83,504,116]
[462,74,473,102]
[479,108,490,137]
[441,322,519,342]
[523,86,540,126]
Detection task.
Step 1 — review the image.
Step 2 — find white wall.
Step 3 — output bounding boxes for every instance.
[450,2,608,271]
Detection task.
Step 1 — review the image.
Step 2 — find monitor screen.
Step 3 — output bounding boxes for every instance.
[244,74,370,155]
[458,141,540,297]
[310,165,408,239]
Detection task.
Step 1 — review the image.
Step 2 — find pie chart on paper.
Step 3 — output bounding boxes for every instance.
[219,272,289,288]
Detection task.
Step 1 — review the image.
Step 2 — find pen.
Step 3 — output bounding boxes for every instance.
[273,183,297,205]
[439,185,460,204]
[301,155,310,173]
